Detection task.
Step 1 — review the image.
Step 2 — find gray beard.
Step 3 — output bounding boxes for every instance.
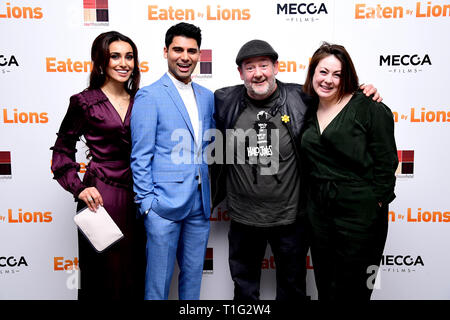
[245,79,276,100]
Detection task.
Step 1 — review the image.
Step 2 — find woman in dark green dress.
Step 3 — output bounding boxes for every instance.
[301,43,398,300]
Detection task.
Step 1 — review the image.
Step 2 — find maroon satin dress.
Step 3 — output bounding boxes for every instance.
[51,88,145,300]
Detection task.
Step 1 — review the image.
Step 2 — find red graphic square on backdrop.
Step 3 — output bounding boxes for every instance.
[0,151,11,163]
[83,0,96,9]
[96,0,109,9]
[200,50,212,62]
[402,150,414,162]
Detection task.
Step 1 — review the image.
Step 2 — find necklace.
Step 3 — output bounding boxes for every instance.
[101,87,130,121]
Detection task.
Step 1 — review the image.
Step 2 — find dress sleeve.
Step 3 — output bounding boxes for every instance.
[366,99,399,204]
[50,94,87,199]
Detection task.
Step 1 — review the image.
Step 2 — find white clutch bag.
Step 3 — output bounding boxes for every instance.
[74,206,124,253]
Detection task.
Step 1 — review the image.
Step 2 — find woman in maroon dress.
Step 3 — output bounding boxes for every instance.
[51,31,145,300]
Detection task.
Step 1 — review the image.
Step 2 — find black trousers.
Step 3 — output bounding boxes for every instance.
[307,180,389,301]
[228,220,308,300]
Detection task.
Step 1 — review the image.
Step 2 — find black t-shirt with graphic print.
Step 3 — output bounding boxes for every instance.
[226,87,300,227]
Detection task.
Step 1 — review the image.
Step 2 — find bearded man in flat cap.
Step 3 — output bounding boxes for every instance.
[211,39,380,300]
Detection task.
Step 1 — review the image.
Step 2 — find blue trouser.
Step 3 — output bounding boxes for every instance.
[143,188,210,300]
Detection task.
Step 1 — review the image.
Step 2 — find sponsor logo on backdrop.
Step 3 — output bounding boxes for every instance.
[0,151,12,179]
[355,2,450,19]
[210,207,230,222]
[148,5,251,21]
[78,162,87,173]
[262,254,314,270]
[277,60,309,73]
[203,248,213,274]
[54,257,79,271]
[53,257,81,289]
[392,108,450,123]
[192,50,212,79]
[396,150,414,177]
[389,207,450,223]
[0,256,28,275]
[306,255,313,270]
[0,54,19,74]
[46,57,92,73]
[262,255,276,270]
[380,254,424,273]
[45,57,149,73]
[1,108,48,124]
[0,2,43,19]
[276,2,329,23]
[50,160,87,174]
[379,54,432,74]
[0,209,52,223]
[83,0,108,26]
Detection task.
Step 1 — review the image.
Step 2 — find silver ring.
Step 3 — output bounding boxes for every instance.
[88,197,94,202]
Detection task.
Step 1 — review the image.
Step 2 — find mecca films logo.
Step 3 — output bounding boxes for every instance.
[275,2,329,23]
[83,0,109,26]
[379,53,432,74]
[0,151,12,179]
[0,256,28,275]
[0,54,19,74]
[380,254,424,274]
[192,49,212,79]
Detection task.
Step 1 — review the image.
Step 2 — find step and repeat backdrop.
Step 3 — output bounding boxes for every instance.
[1,0,449,300]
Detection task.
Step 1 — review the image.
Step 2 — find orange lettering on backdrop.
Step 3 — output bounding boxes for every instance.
[7,209,52,223]
[2,108,48,124]
[47,58,148,73]
[355,4,403,19]
[355,4,365,19]
[54,257,79,271]
[46,57,56,72]
[0,4,42,19]
[54,257,64,271]
[140,62,149,72]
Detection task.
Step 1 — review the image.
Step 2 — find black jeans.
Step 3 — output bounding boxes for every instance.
[228,219,308,300]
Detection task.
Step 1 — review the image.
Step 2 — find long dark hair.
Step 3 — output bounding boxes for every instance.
[88,31,141,97]
[303,42,359,102]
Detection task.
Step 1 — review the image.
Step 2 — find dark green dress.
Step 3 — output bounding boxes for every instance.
[300,91,398,300]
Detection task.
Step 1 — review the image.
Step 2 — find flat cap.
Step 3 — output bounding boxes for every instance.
[235,39,279,66]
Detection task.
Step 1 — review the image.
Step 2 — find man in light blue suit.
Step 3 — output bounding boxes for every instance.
[130,23,214,300]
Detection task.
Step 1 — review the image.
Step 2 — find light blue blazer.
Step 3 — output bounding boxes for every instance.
[130,73,215,221]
